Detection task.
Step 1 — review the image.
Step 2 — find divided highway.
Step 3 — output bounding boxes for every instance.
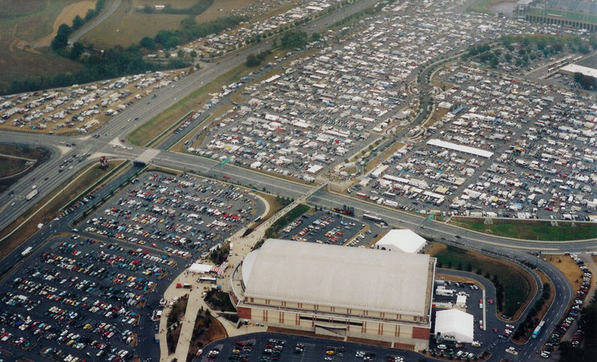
[0,0,596,360]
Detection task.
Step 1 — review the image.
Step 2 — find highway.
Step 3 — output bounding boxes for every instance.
[0,0,595,360]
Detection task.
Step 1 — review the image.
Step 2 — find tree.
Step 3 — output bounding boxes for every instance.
[85,9,97,21]
[51,24,71,51]
[311,32,321,42]
[280,31,308,49]
[466,262,472,272]
[72,15,84,30]
[580,303,597,337]
[140,36,156,50]
[70,42,85,60]
[245,54,260,67]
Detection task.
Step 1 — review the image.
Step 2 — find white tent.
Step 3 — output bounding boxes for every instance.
[434,309,474,343]
[374,229,426,253]
[456,295,467,308]
[188,263,213,274]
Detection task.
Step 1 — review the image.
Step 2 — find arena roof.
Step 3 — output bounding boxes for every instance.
[242,239,435,316]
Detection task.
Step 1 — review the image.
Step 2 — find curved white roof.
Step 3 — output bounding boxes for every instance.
[375,229,426,253]
[243,239,434,316]
[434,309,474,343]
[241,248,259,287]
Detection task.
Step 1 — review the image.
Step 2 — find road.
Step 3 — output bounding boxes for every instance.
[0,0,595,359]
[0,0,380,234]
[68,0,123,46]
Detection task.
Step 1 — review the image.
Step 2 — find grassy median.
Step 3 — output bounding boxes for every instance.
[428,243,535,319]
[128,65,248,147]
[451,217,597,241]
[0,160,125,259]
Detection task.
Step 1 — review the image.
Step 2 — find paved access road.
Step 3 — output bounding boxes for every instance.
[68,0,123,45]
[0,0,595,360]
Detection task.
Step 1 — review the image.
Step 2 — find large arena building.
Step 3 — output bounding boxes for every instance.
[230,239,436,349]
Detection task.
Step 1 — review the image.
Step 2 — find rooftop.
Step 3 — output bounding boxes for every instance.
[242,239,435,316]
[375,229,427,253]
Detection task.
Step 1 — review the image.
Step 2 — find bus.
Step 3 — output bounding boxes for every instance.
[199,277,217,284]
[363,213,383,223]
[532,320,545,338]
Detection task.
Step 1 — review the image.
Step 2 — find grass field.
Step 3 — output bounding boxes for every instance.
[0,156,31,179]
[0,144,52,193]
[80,0,257,48]
[428,243,535,319]
[0,159,125,260]
[0,0,84,92]
[467,0,503,14]
[80,0,192,49]
[34,0,96,47]
[451,217,597,241]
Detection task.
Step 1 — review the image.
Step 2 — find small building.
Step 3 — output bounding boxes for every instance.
[374,229,427,253]
[434,309,474,343]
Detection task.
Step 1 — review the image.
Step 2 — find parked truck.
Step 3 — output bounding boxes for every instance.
[435,286,455,297]
[26,189,38,201]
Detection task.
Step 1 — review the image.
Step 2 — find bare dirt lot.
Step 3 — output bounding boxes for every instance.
[33,0,96,48]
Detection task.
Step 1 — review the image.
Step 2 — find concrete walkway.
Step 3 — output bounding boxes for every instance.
[160,187,323,361]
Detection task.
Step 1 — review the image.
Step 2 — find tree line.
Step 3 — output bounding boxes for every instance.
[4,6,245,95]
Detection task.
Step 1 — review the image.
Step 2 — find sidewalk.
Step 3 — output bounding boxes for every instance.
[159,191,315,361]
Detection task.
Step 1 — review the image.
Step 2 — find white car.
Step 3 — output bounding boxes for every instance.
[505,347,519,356]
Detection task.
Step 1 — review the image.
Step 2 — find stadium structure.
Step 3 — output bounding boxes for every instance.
[230,239,436,349]
[518,0,597,31]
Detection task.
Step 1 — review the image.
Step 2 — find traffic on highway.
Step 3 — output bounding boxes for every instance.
[0,0,596,361]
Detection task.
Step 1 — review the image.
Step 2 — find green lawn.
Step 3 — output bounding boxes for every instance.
[128,65,248,147]
[454,218,597,241]
[431,244,533,318]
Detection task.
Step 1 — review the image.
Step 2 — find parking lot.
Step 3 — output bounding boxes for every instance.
[83,172,265,258]
[0,171,264,362]
[356,62,597,221]
[429,278,500,359]
[0,233,170,362]
[280,210,387,248]
[196,333,423,362]
[0,71,185,135]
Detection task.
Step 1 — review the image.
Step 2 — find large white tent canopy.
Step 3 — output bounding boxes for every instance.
[434,309,474,343]
[375,229,426,253]
[189,263,213,274]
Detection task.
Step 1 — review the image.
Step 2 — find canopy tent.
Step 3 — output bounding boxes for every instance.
[188,263,213,274]
[374,229,426,253]
[434,309,474,343]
